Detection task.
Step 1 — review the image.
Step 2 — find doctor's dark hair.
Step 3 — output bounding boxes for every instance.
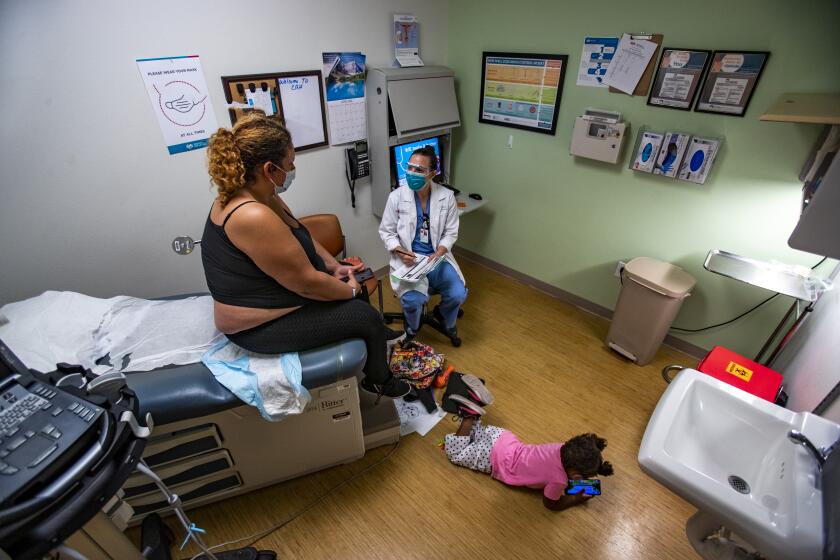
[206,113,293,206]
[561,433,614,477]
[410,145,438,173]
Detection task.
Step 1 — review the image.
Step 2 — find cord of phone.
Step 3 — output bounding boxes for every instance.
[185,440,401,559]
[344,165,356,209]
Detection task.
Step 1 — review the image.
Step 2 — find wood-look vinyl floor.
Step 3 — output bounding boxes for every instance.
[134,258,699,559]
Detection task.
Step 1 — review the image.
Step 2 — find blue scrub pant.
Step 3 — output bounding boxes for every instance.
[399,261,467,332]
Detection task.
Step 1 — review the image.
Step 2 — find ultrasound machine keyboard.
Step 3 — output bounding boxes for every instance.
[0,381,103,502]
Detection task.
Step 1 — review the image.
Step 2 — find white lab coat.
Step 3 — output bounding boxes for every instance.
[378,182,465,298]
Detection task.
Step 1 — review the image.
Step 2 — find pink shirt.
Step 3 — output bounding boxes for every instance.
[490,431,568,500]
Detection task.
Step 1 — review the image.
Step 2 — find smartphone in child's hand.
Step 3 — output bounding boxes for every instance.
[565,479,601,496]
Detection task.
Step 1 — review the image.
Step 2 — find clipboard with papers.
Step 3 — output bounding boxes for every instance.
[391,255,443,283]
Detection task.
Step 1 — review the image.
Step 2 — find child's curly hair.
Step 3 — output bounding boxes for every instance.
[560,433,614,477]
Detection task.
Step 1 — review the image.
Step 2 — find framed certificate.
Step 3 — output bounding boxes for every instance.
[694,51,770,117]
[479,52,568,135]
[647,48,711,111]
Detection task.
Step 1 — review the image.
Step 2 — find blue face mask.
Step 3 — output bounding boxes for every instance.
[270,163,295,195]
[405,170,427,191]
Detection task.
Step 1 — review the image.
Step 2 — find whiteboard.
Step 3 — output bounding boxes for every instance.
[277,75,327,149]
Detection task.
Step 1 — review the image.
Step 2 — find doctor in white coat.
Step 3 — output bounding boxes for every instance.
[379,146,466,341]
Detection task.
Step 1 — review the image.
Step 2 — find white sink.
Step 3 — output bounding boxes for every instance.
[638,369,840,560]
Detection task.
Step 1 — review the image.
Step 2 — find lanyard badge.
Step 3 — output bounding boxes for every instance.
[419,213,430,244]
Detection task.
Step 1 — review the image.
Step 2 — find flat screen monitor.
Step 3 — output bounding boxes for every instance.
[392,137,441,189]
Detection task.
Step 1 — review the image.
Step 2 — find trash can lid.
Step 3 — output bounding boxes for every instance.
[624,257,696,298]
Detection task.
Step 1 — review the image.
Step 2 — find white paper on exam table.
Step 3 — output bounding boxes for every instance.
[391,255,442,283]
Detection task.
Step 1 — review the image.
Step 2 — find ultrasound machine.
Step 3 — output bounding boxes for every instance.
[0,338,149,559]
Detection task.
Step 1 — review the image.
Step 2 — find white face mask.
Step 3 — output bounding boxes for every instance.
[270,163,295,195]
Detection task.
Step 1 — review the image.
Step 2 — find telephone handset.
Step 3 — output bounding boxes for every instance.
[346,140,369,180]
[345,140,369,208]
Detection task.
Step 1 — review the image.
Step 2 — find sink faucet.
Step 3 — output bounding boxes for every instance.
[788,430,834,470]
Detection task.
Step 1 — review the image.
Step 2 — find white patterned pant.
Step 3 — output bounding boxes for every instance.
[444,421,506,473]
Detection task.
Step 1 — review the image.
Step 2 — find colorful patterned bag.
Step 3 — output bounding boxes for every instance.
[388,341,444,389]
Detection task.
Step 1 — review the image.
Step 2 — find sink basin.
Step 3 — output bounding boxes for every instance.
[638,369,840,560]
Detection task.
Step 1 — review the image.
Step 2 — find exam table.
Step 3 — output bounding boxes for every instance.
[55,335,401,559]
[70,334,400,558]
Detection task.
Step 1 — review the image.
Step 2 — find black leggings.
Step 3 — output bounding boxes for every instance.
[227,299,390,384]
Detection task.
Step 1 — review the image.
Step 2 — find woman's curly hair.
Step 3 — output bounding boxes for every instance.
[206,113,293,206]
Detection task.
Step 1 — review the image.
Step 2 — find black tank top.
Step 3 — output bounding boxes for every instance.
[201,200,327,309]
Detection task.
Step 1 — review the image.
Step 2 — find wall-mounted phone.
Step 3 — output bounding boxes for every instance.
[346,141,369,180]
[345,140,369,208]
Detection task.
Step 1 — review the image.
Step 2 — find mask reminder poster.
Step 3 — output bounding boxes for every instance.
[137,55,218,155]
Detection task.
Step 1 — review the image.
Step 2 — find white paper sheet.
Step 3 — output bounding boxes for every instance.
[394,398,447,436]
[277,76,325,148]
[602,34,657,95]
[576,37,618,88]
[391,255,442,283]
[245,88,275,116]
[709,77,748,105]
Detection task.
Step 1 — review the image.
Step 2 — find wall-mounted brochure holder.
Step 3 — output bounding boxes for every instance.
[629,126,723,184]
[221,71,329,152]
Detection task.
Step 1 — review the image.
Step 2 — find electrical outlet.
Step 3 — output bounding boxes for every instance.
[614,260,626,278]
[505,135,513,149]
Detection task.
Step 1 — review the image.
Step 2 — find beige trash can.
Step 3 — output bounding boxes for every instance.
[606,257,696,365]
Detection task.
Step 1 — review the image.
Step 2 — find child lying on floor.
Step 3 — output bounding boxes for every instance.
[444,376,614,511]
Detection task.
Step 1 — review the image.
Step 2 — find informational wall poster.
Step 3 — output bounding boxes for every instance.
[576,37,618,88]
[647,49,711,110]
[479,52,568,135]
[394,14,422,67]
[136,55,218,155]
[322,52,367,145]
[695,51,770,116]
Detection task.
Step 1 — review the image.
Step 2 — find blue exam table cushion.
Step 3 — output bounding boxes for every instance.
[125,339,367,426]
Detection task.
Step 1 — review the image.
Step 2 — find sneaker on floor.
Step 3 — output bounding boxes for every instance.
[450,394,486,416]
[360,376,411,399]
[461,373,494,405]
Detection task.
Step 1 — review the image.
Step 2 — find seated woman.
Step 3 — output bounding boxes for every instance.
[378,146,467,341]
[201,114,409,398]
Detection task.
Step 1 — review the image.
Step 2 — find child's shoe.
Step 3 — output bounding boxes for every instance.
[461,373,494,405]
[450,394,486,417]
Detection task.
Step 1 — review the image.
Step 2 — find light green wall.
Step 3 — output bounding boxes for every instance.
[448,0,840,357]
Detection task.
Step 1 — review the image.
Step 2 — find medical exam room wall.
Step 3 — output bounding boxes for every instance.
[447,0,840,357]
[0,0,448,303]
